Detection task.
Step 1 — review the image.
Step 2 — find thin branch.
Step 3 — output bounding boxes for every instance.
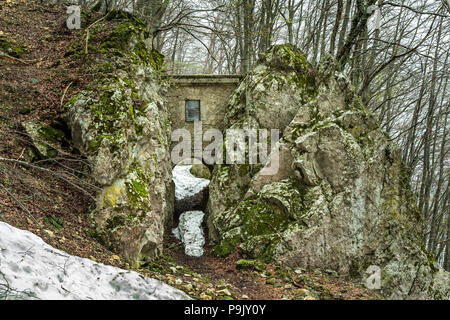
[0,158,96,201]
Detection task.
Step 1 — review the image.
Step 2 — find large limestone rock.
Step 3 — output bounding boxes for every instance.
[172,211,205,257]
[64,17,172,266]
[208,47,450,299]
[207,45,317,242]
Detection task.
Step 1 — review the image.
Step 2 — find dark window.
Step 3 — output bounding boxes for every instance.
[185,100,201,122]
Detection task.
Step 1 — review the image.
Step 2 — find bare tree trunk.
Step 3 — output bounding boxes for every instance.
[337,0,352,54]
[240,0,254,74]
[330,0,343,55]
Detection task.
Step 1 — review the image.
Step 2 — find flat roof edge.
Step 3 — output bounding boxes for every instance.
[163,74,243,84]
[163,74,244,78]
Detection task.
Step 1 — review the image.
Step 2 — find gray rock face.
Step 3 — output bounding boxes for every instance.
[64,19,173,266]
[207,46,450,299]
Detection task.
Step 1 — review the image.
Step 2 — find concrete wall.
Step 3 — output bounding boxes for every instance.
[165,75,242,132]
[164,75,242,161]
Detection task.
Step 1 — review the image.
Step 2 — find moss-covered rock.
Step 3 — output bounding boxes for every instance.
[213,179,312,262]
[21,122,65,159]
[64,17,172,266]
[236,259,265,271]
[208,50,450,299]
[190,163,211,179]
[207,45,319,243]
[224,45,316,129]
[0,36,28,58]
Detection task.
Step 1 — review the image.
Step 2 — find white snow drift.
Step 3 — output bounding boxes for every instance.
[0,222,190,300]
[172,165,210,200]
[172,165,209,257]
[172,211,205,257]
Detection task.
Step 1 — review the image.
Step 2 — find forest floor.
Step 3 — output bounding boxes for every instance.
[0,0,379,300]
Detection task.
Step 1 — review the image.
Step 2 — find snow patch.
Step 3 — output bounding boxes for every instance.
[172,165,210,200]
[172,211,205,257]
[0,222,190,300]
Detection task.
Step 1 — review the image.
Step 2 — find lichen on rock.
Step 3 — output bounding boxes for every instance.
[207,51,450,299]
[21,121,66,159]
[64,16,172,266]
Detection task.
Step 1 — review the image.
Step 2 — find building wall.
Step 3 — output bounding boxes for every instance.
[164,75,242,160]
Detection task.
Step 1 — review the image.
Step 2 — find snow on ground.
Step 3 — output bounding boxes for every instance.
[172,165,210,201]
[0,222,190,300]
[172,211,205,257]
[171,165,210,257]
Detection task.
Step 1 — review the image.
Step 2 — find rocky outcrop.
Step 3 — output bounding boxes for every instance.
[64,17,173,266]
[207,46,450,299]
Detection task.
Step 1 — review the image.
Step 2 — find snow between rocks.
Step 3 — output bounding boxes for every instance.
[172,165,210,257]
[172,165,210,201]
[172,211,205,257]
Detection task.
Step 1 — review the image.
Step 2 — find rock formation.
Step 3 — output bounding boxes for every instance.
[21,121,66,159]
[207,45,450,299]
[206,45,317,242]
[62,16,449,298]
[64,17,173,266]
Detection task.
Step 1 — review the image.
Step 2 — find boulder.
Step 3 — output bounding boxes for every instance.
[22,121,65,159]
[207,45,317,242]
[208,48,450,299]
[190,163,211,180]
[64,18,172,266]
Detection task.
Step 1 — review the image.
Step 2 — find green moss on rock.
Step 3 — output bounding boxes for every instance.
[99,19,163,69]
[0,36,28,58]
[63,14,172,265]
[190,163,211,179]
[106,215,126,231]
[213,179,311,262]
[124,162,151,212]
[261,44,311,72]
[236,259,265,271]
[38,125,65,142]
[212,234,240,257]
